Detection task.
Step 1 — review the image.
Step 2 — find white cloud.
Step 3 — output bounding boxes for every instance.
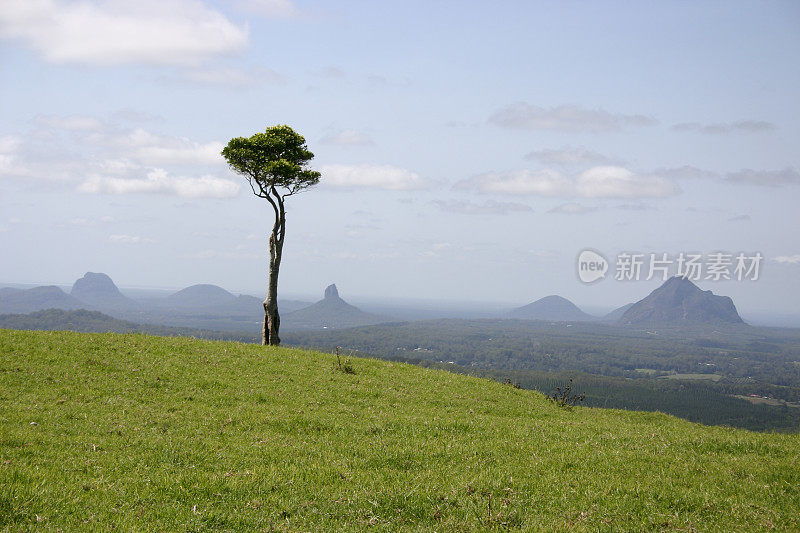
[455,166,680,199]
[654,166,720,180]
[433,199,532,215]
[547,202,596,215]
[774,255,800,264]
[181,248,259,260]
[68,215,115,226]
[321,164,427,190]
[0,0,248,66]
[576,166,679,199]
[111,109,163,124]
[616,203,657,211]
[0,135,22,153]
[489,103,656,132]
[454,170,572,196]
[320,66,345,78]
[80,168,240,198]
[236,0,300,18]
[454,169,571,196]
[652,165,800,187]
[525,146,620,166]
[108,234,155,244]
[133,138,225,166]
[460,162,798,191]
[671,120,775,134]
[36,115,105,131]
[0,135,22,175]
[725,168,800,187]
[178,66,284,87]
[1,118,236,199]
[320,129,374,147]
[61,124,225,166]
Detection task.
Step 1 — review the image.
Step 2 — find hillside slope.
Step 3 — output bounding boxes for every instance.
[0,308,257,343]
[0,286,86,314]
[0,329,798,530]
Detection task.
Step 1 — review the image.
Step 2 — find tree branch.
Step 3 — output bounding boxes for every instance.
[271,185,286,243]
[264,190,281,230]
[245,176,267,199]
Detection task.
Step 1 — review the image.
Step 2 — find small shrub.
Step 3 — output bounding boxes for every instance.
[547,379,585,409]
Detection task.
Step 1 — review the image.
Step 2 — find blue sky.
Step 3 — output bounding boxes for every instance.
[1,0,799,316]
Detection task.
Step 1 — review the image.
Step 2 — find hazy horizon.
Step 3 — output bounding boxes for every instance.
[3,272,799,328]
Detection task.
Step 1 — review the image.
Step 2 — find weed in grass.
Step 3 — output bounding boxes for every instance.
[546,378,586,409]
[333,346,356,374]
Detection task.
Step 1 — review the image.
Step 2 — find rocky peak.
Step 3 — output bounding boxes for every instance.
[70,272,136,309]
[324,284,339,300]
[619,276,744,326]
[71,272,122,297]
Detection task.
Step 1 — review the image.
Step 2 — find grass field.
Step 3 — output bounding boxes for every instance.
[1,329,799,531]
[661,373,723,382]
[734,395,800,408]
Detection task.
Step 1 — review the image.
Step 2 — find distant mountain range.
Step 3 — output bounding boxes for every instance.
[0,273,311,332]
[282,284,393,330]
[0,273,747,331]
[508,277,745,327]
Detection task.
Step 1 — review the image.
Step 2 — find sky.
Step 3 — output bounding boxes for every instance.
[1,0,799,317]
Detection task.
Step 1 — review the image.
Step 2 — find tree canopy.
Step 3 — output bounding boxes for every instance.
[221,125,321,198]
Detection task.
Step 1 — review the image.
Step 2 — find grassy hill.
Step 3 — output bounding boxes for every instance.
[1,330,798,531]
[0,308,257,343]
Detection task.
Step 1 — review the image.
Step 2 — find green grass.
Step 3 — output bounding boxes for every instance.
[1,330,799,531]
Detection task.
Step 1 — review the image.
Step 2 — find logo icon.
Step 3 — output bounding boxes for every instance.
[577,249,608,283]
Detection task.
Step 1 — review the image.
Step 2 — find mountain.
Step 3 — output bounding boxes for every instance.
[603,302,635,322]
[165,285,311,314]
[166,284,239,308]
[508,295,595,322]
[282,284,392,329]
[165,284,296,316]
[0,285,86,314]
[618,277,745,326]
[70,272,137,310]
[0,287,22,297]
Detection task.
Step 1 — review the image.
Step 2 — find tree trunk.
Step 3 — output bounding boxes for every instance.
[262,212,284,346]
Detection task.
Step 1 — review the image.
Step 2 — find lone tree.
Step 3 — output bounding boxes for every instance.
[222,125,320,345]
